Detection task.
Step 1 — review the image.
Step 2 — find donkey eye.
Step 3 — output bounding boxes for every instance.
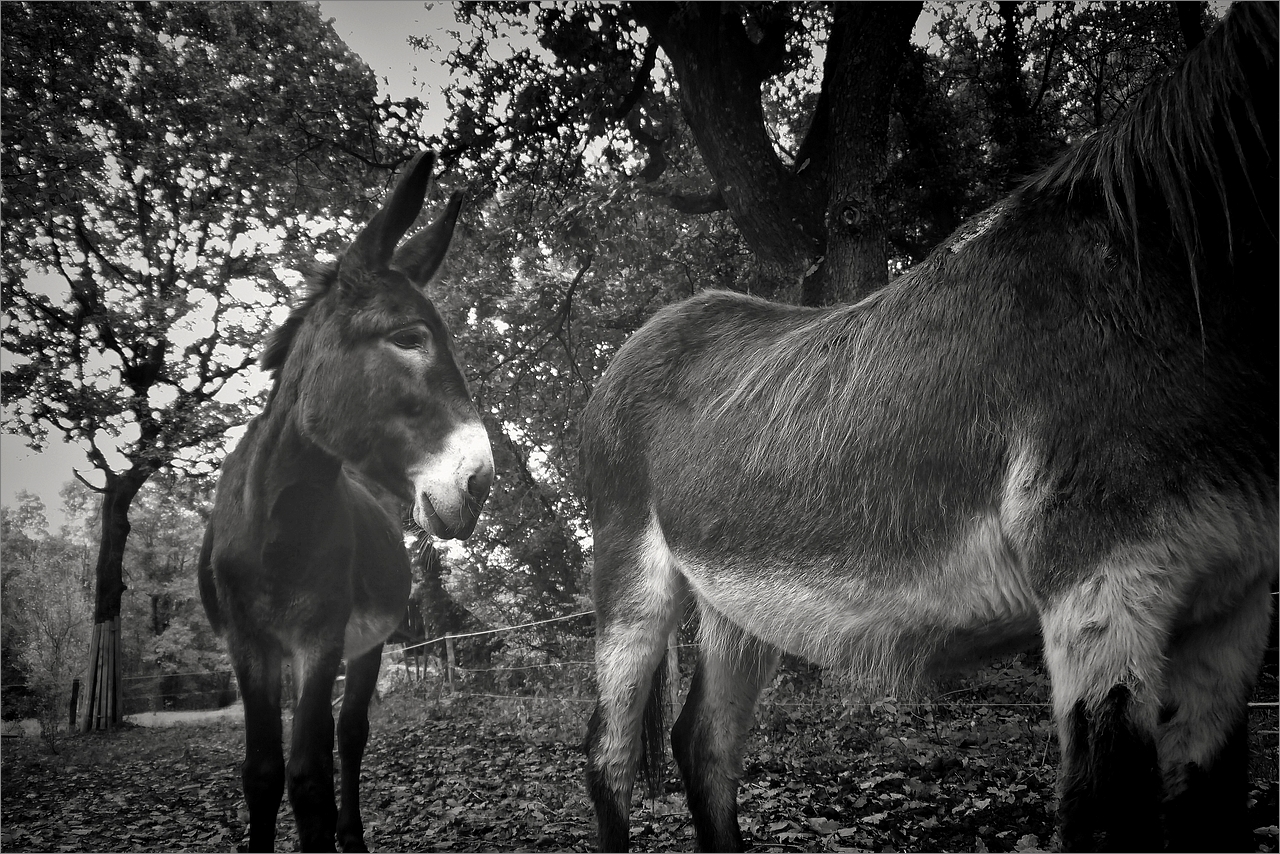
[390,328,428,350]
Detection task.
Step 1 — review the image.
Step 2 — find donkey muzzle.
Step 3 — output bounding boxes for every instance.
[411,421,493,540]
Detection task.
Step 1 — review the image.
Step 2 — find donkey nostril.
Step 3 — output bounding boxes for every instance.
[467,468,493,504]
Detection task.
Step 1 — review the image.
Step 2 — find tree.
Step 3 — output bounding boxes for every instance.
[1,2,421,729]
[436,2,922,306]
[1,491,94,746]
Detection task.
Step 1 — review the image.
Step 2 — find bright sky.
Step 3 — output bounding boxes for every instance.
[320,0,460,137]
[0,1,457,528]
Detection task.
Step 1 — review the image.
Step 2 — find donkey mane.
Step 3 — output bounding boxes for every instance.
[259,261,339,376]
[1021,3,1277,275]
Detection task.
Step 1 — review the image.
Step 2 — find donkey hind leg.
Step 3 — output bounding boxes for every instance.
[1040,561,1172,853]
[1158,578,1272,853]
[585,523,683,852]
[230,637,285,853]
[336,644,383,853]
[288,642,345,852]
[671,606,780,853]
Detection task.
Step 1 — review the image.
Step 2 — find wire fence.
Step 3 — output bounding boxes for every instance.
[59,606,1273,717]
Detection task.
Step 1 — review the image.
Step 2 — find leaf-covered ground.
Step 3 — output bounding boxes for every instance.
[2,658,1276,852]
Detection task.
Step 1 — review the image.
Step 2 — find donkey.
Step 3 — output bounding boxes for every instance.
[199,151,493,852]
[580,5,1277,852]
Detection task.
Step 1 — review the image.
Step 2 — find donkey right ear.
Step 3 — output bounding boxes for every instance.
[392,191,465,288]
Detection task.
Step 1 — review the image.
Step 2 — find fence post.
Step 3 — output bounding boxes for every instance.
[78,622,100,732]
[445,633,456,692]
[666,631,681,719]
[69,678,81,730]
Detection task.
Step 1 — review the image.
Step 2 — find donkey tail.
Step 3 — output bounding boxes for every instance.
[639,649,668,799]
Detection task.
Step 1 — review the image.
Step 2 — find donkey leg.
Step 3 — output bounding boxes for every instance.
[585,522,682,852]
[671,607,779,853]
[288,644,345,852]
[1040,563,1171,852]
[230,638,285,853]
[336,644,384,853]
[1157,578,1272,853]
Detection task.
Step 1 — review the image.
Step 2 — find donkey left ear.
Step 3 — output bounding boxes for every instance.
[347,150,436,272]
[391,190,464,288]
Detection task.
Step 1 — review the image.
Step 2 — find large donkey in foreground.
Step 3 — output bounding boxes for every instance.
[200,151,493,851]
[581,5,1277,851]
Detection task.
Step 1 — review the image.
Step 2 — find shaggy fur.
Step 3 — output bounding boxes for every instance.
[580,6,1277,852]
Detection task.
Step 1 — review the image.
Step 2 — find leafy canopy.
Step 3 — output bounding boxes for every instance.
[1,1,419,481]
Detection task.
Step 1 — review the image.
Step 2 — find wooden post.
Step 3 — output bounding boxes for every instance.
[81,616,123,731]
[101,618,111,729]
[69,678,80,730]
[114,617,122,727]
[78,623,100,732]
[108,616,119,726]
[93,622,107,729]
[445,633,456,692]
[114,616,122,722]
[666,631,681,719]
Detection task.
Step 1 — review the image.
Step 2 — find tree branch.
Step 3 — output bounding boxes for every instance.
[638,184,729,214]
[611,37,659,122]
[474,255,593,388]
[630,1,823,277]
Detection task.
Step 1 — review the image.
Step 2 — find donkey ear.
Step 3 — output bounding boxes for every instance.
[391,190,464,287]
[347,150,437,271]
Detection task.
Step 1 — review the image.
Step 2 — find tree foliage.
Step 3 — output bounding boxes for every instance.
[0,0,430,727]
[2,1,420,481]
[433,2,925,305]
[1,491,94,742]
[2,474,225,740]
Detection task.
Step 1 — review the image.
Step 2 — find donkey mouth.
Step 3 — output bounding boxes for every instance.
[414,494,478,540]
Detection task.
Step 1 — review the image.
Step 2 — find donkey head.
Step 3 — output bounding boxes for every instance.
[286,151,493,538]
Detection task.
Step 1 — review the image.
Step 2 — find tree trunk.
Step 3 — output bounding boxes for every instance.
[1174,1,1206,49]
[986,2,1047,193]
[816,2,922,305]
[633,2,826,296]
[78,470,145,732]
[634,2,920,306]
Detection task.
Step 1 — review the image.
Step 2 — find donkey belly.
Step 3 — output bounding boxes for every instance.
[656,509,1043,689]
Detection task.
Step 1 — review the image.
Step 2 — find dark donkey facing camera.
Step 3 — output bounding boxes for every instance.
[200,151,493,852]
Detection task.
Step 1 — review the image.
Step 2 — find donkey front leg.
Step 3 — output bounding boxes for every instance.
[1157,577,1272,853]
[671,606,779,853]
[336,644,384,853]
[231,638,286,853]
[289,643,345,852]
[1040,562,1171,852]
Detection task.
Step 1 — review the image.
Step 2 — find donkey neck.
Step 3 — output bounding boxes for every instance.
[249,388,346,511]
